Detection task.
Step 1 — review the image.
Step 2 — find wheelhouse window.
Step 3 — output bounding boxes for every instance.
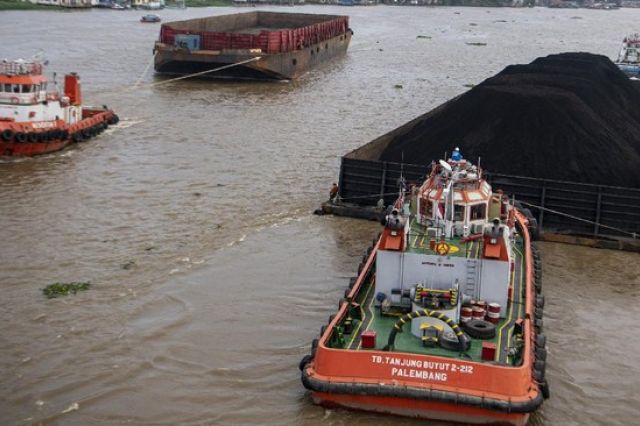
[454,204,465,221]
[420,198,434,220]
[470,203,487,221]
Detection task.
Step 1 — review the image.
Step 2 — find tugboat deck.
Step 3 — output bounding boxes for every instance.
[339,233,526,366]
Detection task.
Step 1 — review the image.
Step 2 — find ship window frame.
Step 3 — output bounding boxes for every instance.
[21,84,31,93]
[470,203,487,221]
[1,84,9,92]
[454,204,465,222]
[12,84,20,93]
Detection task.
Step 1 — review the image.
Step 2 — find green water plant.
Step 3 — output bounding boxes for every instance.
[43,282,91,299]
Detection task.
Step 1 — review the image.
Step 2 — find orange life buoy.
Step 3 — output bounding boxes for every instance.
[435,242,451,256]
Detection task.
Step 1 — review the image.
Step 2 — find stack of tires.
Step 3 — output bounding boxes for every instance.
[531,243,550,400]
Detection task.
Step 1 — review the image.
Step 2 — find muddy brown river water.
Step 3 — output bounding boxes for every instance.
[1,5,639,426]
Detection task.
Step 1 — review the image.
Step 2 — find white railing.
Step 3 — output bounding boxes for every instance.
[0,62,43,76]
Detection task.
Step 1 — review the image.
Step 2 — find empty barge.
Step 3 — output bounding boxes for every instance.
[154,11,352,80]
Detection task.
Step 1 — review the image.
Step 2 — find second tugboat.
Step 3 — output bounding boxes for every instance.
[615,34,640,77]
[301,150,549,425]
[0,59,118,158]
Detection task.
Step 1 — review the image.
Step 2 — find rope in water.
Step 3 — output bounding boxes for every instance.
[97,56,263,98]
[146,56,262,88]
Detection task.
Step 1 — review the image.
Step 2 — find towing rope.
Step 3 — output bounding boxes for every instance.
[518,200,637,239]
[95,56,263,98]
[331,190,638,239]
[146,56,262,88]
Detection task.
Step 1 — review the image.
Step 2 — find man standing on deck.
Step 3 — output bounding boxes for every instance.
[451,147,463,161]
[330,183,339,203]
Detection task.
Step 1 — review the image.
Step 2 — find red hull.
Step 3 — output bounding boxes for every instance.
[0,108,118,158]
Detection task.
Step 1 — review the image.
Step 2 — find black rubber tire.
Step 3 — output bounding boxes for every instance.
[533,368,544,383]
[320,325,327,337]
[299,354,313,371]
[439,330,465,351]
[349,277,357,289]
[357,262,365,274]
[311,338,319,350]
[338,298,346,308]
[41,131,50,143]
[344,288,350,298]
[535,347,547,362]
[534,318,543,332]
[536,334,546,348]
[328,314,336,324]
[15,132,27,143]
[534,360,546,377]
[536,295,545,310]
[81,129,91,139]
[1,129,13,141]
[72,133,82,143]
[61,129,69,140]
[462,319,496,339]
[28,133,38,143]
[540,380,551,399]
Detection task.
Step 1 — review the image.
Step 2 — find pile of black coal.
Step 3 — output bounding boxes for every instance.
[378,52,640,188]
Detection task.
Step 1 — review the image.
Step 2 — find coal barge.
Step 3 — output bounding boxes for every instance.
[154,11,352,80]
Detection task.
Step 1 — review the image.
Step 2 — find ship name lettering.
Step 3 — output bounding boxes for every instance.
[391,367,448,382]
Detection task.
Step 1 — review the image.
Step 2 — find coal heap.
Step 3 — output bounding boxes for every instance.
[379,52,640,188]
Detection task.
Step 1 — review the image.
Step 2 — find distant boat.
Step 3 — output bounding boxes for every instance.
[141,14,161,23]
[0,59,118,158]
[111,3,125,9]
[615,34,640,78]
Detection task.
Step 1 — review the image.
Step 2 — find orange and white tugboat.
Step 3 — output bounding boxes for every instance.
[301,150,548,425]
[0,59,119,158]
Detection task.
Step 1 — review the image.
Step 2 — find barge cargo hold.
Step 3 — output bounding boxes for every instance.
[154,11,352,80]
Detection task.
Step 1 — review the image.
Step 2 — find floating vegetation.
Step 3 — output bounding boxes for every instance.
[463,84,475,88]
[394,84,403,89]
[43,282,91,299]
[122,260,136,270]
[416,35,432,39]
[466,42,487,46]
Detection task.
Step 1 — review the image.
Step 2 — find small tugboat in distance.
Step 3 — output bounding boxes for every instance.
[300,151,549,425]
[141,14,161,23]
[0,59,118,158]
[615,34,640,77]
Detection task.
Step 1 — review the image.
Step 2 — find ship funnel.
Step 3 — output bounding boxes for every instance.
[64,73,82,106]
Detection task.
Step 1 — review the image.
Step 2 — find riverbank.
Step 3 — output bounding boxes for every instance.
[0,0,63,10]
[185,0,232,6]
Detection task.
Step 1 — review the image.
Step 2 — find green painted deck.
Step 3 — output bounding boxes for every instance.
[405,220,482,258]
[330,229,527,366]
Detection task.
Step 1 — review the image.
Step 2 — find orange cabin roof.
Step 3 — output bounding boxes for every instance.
[0,75,47,85]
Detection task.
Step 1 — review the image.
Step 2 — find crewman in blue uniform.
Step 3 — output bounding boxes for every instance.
[451,147,463,161]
